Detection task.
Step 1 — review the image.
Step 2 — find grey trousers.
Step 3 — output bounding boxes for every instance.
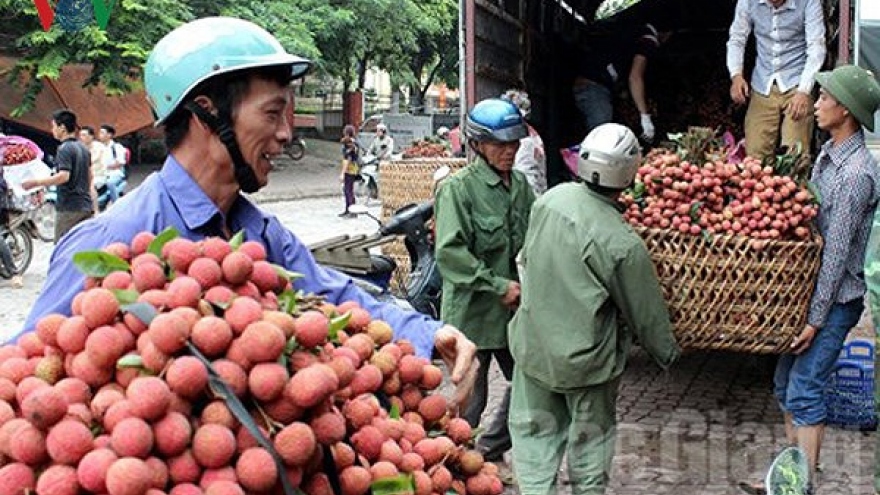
[463,348,514,462]
[55,209,93,243]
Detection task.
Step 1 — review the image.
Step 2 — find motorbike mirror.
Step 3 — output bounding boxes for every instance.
[348,205,370,215]
[433,165,451,183]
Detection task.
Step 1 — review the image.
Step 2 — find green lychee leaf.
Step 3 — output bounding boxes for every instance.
[116,354,144,369]
[111,289,139,305]
[229,230,245,250]
[273,263,303,283]
[389,403,401,420]
[328,313,351,341]
[147,227,179,258]
[122,301,158,326]
[807,181,822,205]
[701,229,712,244]
[284,336,299,355]
[688,201,703,222]
[371,474,415,495]
[72,251,130,277]
[278,290,298,315]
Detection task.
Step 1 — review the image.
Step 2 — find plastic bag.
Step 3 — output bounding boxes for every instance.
[0,135,44,165]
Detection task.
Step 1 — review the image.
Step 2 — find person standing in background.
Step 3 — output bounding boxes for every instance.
[79,125,105,212]
[502,89,547,195]
[338,124,360,218]
[21,109,93,242]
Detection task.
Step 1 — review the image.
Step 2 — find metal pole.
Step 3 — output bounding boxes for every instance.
[458,0,467,128]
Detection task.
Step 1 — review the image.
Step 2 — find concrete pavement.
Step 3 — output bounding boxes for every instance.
[2,147,876,494]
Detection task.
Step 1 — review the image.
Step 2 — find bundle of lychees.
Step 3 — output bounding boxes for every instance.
[0,229,502,495]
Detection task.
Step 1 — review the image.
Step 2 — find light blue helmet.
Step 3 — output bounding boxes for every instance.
[144,17,312,124]
[464,98,528,143]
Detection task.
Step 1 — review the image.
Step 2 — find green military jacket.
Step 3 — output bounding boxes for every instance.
[434,157,535,349]
[509,182,680,391]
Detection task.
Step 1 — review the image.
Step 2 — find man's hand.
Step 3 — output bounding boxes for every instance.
[20,179,39,190]
[730,75,750,104]
[790,324,818,354]
[500,281,521,310]
[433,325,478,413]
[785,92,812,121]
[639,114,655,143]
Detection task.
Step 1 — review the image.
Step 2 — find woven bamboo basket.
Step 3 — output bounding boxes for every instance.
[379,158,468,290]
[635,226,823,354]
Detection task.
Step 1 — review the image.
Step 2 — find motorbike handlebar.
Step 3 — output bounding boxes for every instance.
[379,201,434,237]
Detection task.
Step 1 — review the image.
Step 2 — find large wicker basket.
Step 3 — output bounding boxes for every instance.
[635,226,823,354]
[379,158,468,289]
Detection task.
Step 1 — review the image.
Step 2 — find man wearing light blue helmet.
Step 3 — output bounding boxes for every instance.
[18,17,478,407]
[434,98,536,478]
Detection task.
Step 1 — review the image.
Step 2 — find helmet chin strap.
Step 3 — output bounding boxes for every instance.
[184,102,261,194]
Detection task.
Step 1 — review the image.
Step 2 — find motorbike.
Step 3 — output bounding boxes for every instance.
[272,136,307,171]
[0,190,53,278]
[309,166,450,319]
[284,135,306,161]
[357,153,380,202]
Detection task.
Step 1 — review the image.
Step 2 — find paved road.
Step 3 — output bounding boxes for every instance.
[1,154,875,494]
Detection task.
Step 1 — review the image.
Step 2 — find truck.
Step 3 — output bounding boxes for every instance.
[462,0,880,184]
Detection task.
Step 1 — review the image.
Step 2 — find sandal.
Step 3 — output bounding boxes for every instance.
[737,482,766,495]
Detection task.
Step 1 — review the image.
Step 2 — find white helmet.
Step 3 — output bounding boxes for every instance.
[577,123,641,190]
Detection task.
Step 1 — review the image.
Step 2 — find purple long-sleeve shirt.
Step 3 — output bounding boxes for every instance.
[16,156,441,357]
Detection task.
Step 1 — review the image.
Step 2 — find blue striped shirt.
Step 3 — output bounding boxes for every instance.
[808,131,880,327]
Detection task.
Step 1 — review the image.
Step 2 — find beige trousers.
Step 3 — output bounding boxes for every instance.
[744,84,814,162]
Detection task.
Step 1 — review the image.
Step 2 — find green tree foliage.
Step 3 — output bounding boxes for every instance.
[0,0,458,116]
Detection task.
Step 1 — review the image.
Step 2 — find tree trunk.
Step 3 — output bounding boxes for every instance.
[357,56,369,90]
[408,83,424,114]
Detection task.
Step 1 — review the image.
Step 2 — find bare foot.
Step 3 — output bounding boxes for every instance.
[11,275,23,289]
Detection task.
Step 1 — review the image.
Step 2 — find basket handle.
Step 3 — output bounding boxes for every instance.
[832,361,871,380]
[843,340,875,361]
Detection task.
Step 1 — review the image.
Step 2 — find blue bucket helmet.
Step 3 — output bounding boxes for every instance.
[143,17,312,193]
[465,98,528,143]
[144,17,311,124]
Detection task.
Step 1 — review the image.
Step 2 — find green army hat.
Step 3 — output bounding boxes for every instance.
[815,65,880,132]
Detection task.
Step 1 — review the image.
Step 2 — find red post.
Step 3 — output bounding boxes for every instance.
[343,90,364,127]
[838,0,852,65]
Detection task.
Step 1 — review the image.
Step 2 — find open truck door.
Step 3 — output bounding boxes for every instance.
[463,0,850,184]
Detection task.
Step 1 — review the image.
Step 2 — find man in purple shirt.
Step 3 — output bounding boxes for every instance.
[17,17,477,407]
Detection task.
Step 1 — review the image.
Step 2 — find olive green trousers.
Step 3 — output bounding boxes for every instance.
[509,367,619,495]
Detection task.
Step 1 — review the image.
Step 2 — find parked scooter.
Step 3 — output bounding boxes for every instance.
[0,190,53,277]
[358,153,380,202]
[284,135,306,161]
[309,166,451,319]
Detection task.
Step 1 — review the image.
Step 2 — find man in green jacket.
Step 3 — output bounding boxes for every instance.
[435,97,536,471]
[508,123,679,495]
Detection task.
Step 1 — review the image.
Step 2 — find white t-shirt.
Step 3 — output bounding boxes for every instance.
[102,141,127,180]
